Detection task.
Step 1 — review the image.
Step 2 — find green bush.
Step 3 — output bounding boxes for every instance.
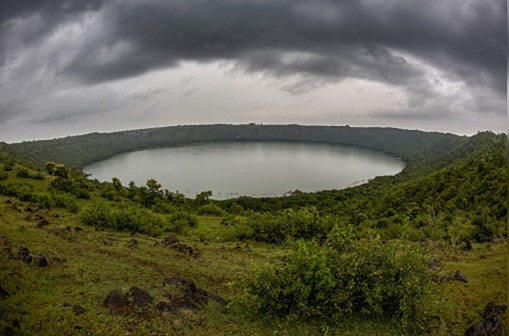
[16,169,30,178]
[246,208,333,244]
[248,226,431,331]
[197,203,225,216]
[80,202,163,235]
[167,212,198,233]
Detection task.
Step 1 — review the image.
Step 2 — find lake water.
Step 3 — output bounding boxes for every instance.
[84,142,405,199]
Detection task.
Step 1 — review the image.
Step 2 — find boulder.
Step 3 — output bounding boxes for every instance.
[18,246,32,263]
[454,270,468,283]
[35,255,48,267]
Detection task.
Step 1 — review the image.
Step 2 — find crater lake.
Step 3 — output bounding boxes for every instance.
[83,142,405,199]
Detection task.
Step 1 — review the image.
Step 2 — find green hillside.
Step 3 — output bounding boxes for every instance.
[0,126,506,335]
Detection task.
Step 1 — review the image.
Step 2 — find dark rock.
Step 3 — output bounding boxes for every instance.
[163,275,196,293]
[162,235,179,246]
[464,316,500,336]
[162,275,227,307]
[73,305,86,315]
[438,275,450,283]
[18,247,32,263]
[129,287,152,308]
[483,301,507,318]
[192,288,209,304]
[464,240,473,251]
[126,239,138,249]
[36,218,49,227]
[427,258,441,268]
[103,289,131,315]
[0,283,9,299]
[174,243,194,255]
[207,293,228,306]
[35,255,48,267]
[156,301,172,312]
[454,270,468,283]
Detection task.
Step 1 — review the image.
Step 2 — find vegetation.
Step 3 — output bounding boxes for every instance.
[0,126,506,335]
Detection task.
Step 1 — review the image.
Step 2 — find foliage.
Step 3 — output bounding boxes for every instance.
[80,202,163,235]
[167,212,198,233]
[245,207,334,244]
[248,226,431,330]
[197,203,225,216]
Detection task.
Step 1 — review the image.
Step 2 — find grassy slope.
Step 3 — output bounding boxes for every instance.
[0,130,507,335]
[0,191,506,335]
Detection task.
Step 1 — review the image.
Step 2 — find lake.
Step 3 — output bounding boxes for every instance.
[83,142,405,199]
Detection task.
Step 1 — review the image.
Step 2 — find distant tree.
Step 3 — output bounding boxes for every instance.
[195,190,212,206]
[45,162,56,175]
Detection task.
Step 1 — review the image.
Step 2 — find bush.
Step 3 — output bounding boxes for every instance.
[16,169,30,178]
[248,226,431,331]
[197,203,225,216]
[167,212,198,233]
[80,203,163,235]
[246,208,333,244]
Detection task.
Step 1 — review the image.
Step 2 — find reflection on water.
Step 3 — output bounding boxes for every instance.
[84,142,405,200]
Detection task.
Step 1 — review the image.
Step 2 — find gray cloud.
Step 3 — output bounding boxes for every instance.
[1,0,504,94]
[0,0,505,140]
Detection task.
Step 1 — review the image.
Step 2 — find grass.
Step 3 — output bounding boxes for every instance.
[0,194,506,335]
[0,160,507,335]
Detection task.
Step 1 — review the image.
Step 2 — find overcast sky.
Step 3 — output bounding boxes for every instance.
[0,0,506,143]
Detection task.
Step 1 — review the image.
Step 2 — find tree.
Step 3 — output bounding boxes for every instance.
[195,190,212,206]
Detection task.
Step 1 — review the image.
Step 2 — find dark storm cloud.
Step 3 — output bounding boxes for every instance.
[2,0,502,95]
[0,0,505,135]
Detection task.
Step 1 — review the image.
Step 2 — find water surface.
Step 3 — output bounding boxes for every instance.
[84,142,404,199]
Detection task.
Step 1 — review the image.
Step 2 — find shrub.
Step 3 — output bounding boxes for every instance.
[246,208,333,244]
[248,226,431,331]
[16,169,30,178]
[80,203,163,235]
[197,203,225,216]
[167,212,198,233]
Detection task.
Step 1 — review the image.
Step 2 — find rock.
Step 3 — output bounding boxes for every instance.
[103,289,131,315]
[163,275,196,293]
[126,239,138,249]
[427,258,441,268]
[464,316,500,336]
[162,235,179,246]
[0,283,9,299]
[18,247,32,263]
[103,287,153,315]
[73,305,86,315]
[464,240,473,251]
[162,275,227,307]
[36,218,49,227]
[174,243,194,255]
[129,287,152,309]
[483,301,507,318]
[207,293,228,306]
[35,255,48,267]
[454,270,468,283]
